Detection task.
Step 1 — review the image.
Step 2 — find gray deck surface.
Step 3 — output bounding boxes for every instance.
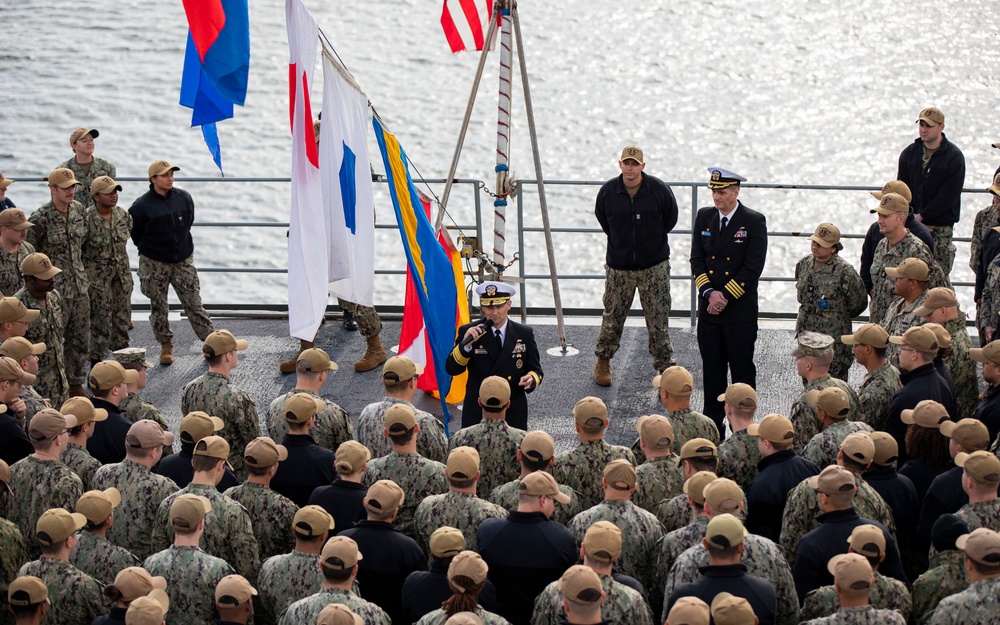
[135,315,869,453]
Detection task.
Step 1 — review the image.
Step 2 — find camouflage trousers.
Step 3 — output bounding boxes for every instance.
[88,273,133,361]
[138,255,214,345]
[336,298,381,338]
[595,259,673,371]
[62,291,90,386]
[927,224,956,277]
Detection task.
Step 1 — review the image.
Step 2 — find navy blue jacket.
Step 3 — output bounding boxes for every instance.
[864,465,920,579]
[402,559,498,623]
[341,520,426,625]
[271,433,337,507]
[745,450,820,542]
[665,564,777,625]
[308,477,367,535]
[153,443,239,492]
[885,362,956,466]
[129,185,195,263]
[972,384,1000,443]
[0,411,32,466]
[87,398,131,465]
[897,134,966,226]
[595,172,678,270]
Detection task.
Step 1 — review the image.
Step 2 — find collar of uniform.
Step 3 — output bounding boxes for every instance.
[429,559,449,574]
[755,448,797,471]
[599,500,630,509]
[667,408,696,419]
[647,455,676,465]
[861,465,896,481]
[333,477,368,491]
[281,433,318,447]
[318,588,354,598]
[291,388,321,398]
[203,371,228,381]
[90,396,122,415]
[391,451,421,458]
[384,397,416,408]
[507,510,549,524]
[815,507,860,524]
[352,520,397,532]
[941,316,966,334]
[67,442,86,451]
[615,173,647,196]
[696,563,749,578]
[929,548,964,570]
[184,483,216,495]
[108,606,127,621]
[219,621,247,625]
[899,361,938,383]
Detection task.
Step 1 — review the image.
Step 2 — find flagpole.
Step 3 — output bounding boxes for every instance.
[492,1,513,269]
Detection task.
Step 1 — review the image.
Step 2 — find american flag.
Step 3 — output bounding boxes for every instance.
[440,0,495,53]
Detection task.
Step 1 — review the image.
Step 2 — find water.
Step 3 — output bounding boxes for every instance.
[3,0,999,315]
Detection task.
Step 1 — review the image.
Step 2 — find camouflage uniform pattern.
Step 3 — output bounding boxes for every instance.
[567,499,665,596]
[633,456,684,515]
[142,545,234,625]
[8,456,83,555]
[802,419,875,469]
[14,288,67,406]
[795,254,868,380]
[0,241,33,299]
[258,550,323,625]
[18,557,105,625]
[552,440,637,511]
[869,232,947,330]
[150,482,260,582]
[119,393,168,428]
[531,572,655,625]
[800,571,911,621]
[181,371,261,479]
[26,200,90,386]
[779,477,896,565]
[82,204,133,360]
[355,398,448,463]
[980,259,1000,338]
[882,291,929,368]
[415,606,509,625]
[362,451,447,541]
[718,429,762,493]
[279,587,392,625]
[337,299,382,339]
[970,204,1000,276]
[448,420,525,497]
[667,408,720,455]
[61,442,101,491]
[91,458,178,561]
[954,498,1000,532]
[55,156,116,210]
[656,493,693,533]
[663,535,799,625]
[136,254,215,345]
[0,519,27,625]
[653,514,709,611]
[942,316,980,420]
[488,475,584,525]
[267,389,352,453]
[789,375,862,452]
[224,482,298,561]
[412,490,508,553]
[926,576,1000,625]
[18,385,48,428]
[926,224,956,277]
[801,605,906,625]
[857,363,901,430]
[911,550,969,625]
[594,259,674,371]
[69,529,140,585]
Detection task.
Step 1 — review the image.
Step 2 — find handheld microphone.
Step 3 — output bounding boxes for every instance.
[459,318,495,348]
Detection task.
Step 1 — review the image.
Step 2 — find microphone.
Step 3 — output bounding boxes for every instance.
[459,318,495,348]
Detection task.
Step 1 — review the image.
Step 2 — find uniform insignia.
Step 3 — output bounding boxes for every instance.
[475,348,488,354]
[485,284,497,297]
[734,227,748,239]
[711,170,721,181]
[515,359,523,369]
[701,230,711,237]
[513,340,525,354]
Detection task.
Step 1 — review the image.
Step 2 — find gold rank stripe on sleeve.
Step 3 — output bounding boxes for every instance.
[528,371,541,387]
[450,345,470,366]
[694,274,710,290]
[724,280,745,299]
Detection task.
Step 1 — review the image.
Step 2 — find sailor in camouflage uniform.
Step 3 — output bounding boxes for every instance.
[911,514,970,625]
[181,330,260,479]
[802,387,874,468]
[143,494,236,625]
[799,553,906,625]
[795,223,868,380]
[881,258,932,367]
[655,471,717,589]
[361,404,447,541]
[257,506,335,625]
[112,348,171,456]
[83,176,133,363]
[953,451,1000,532]
[531,521,654,625]
[927,527,1000,625]
[69,488,139,585]
[8,409,82,557]
[18,508,106,625]
[267,348,351,453]
[970,175,1000,279]
[868,192,948,326]
[224,437,299,562]
[653,366,719,456]
[567,460,665,596]
[0,337,48,428]
[150,436,260,582]
[789,332,863,451]
[632,414,683,514]
[26,168,90,396]
[448,376,525,497]
[57,128,117,211]
[412,446,508,553]
[278,536,391,625]
[551,397,636,511]
[14,254,68,406]
[918,288,979,419]
[0,508,27,625]
[716,384,762,493]
[90,419,177,560]
[58,396,106,490]
[0,209,35,298]
[488,430,583,525]
[355,356,448,462]
[656,439,721,532]
[841,324,900,430]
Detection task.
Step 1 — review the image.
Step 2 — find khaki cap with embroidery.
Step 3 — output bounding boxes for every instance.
[193,435,230,461]
[244,437,288,469]
[703,478,743,514]
[914,287,958,316]
[885,257,929,281]
[70,128,99,145]
[917,107,945,125]
[448,550,488,587]
[76,488,121,525]
[0,298,40,324]
[809,223,841,248]
[8,576,48,607]
[666,596,710,625]
[870,192,909,216]
[447,446,480,480]
[957,527,1000,565]
[215,574,257,608]
[107,567,167,603]
[808,465,856,496]
[318,604,364,625]
[900,400,950,427]
[558,565,603,605]
[970,341,1000,365]
[125,589,169,625]
[60,396,108,426]
[21,253,61,280]
[619,145,644,164]
[382,356,423,383]
[806,387,850,419]
[27,409,76,441]
[169,494,212,531]
[35,508,87,545]
[652,366,694,397]
[940,418,990,451]
[89,360,138,390]
[45,168,79,189]
[0,208,33,231]
[384,404,417,433]
[147,160,180,178]
[520,430,555,462]
[479,376,510,408]
[573,396,608,428]
[791,332,834,358]
[705,514,747,549]
[0,337,45,362]
[679,438,718,460]
[957,451,1000,485]
[518,470,571,503]
[429,526,465,558]
[841,324,890,347]
[283,392,325,424]
[635,414,674,449]
[293,505,335,537]
[91,176,122,196]
[840,432,875,466]
[296,348,338,373]
[711,592,756,625]
[365,479,405,514]
[582,520,622,564]
[0,356,34,385]
[746,414,794,444]
[682,471,718,506]
[203,330,248,357]
[869,432,899,467]
[828,553,873,590]
[921,323,951,349]
[443,613,483,625]
[179,412,225,444]
[335,440,371,474]
[126,420,174,449]
[871,180,912,203]
[717,383,757,410]
[889,326,939,352]
[603,459,636,490]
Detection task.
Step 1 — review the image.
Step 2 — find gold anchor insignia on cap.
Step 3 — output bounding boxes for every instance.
[817,227,830,238]
[40,259,50,269]
[626,148,638,156]
[485,285,497,297]
[12,211,24,221]
[711,170,721,181]
[881,197,891,206]
[922,108,934,117]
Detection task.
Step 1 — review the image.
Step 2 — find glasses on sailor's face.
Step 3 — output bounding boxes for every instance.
[898,347,915,354]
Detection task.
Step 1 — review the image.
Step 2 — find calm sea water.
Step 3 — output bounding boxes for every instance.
[3,0,999,315]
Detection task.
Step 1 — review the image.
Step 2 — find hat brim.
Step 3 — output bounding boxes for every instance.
[123,369,139,384]
[917,116,942,125]
[870,206,904,216]
[651,375,662,388]
[234,339,249,350]
[150,166,181,177]
[870,190,884,200]
[900,409,916,425]
[93,185,123,195]
[840,334,859,345]
[5,221,31,231]
[746,423,761,436]
[913,305,936,317]
[707,181,740,189]
[808,235,837,248]
[0,180,13,190]
[551,490,571,505]
[887,336,906,346]
[92,408,109,422]
[479,297,511,306]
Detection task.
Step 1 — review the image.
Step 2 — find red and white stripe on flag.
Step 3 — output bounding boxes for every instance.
[440,0,494,53]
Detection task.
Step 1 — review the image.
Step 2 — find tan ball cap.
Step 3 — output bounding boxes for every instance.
[682,471,719,506]
[746,414,794,444]
[808,465,856,496]
[91,176,122,196]
[0,337,46,362]
[0,298,40,324]
[318,604,364,625]
[914,287,958,317]
[900,400,950,428]
[293,505,335,537]
[382,356,423,383]
[479,375,511,408]
[710,592,756,625]
[839,432,875,466]
[870,192,909,215]
[889,326,939,352]
[70,128,99,145]
[582,520,622,564]
[169,494,212,531]
[652,365,694,397]
[0,355,34,385]
[573,396,608,428]
[871,180,912,203]
[335,440,371,474]
[283,392,325,424]
[108,567,167,603]
[446,446,480,480]
[679,438,718,460]
[90,361,139,390]
[635,414,674,450]
[705,514,747,549]
[558,565,603,605]
[970,341,1000,366]
[322,536,363,570]
[520,430,555,463]
[805,387,850,419]
[203,330,248,357]
[36,508,87,545]
[620,145,644,164]
[8,576,48,607]
[666,597,710,625]
[429,526,465,558]
[885,257,929,281]
[848,524,886,557]
[46,168,79,189]
[244,437,288,469]
[518,470,571,503]
[180,412,225,444]
[448,551,488,588]
[921,323,951,349]
[60,396,108,426]
[147,160,180,178]
[384,404,417,433]
[917,106,945,125]
[193,435,231,462]
[215,574,258,607]
[603,459,636,490]
[365,479,405,514]
[827,552,873,590]
[956,451,1000,485]
[296,348,338,372]
[27,409,76,442]
[126,420,175,449]
[76,488,121,525]
[125,589,169,625]
[717,383,757,410]
[940,418,990,452]
[0,208,33,231]
[957,527,1000,565]
[869,432,899,467]
[809,223,841,248]
[703,478,743,514]
[21,253,61,280]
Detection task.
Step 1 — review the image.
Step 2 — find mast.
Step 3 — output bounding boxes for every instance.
[492,1,513,270]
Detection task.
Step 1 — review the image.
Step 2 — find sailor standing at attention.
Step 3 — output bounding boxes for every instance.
[690,168,768,437]
[445,281,542,431]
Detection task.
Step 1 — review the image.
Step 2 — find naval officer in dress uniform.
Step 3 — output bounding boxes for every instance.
[445,281,543,430]
[690,167,768,436]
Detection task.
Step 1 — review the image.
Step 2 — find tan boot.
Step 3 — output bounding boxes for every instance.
[594,358,612,386]
[159,343,174,366]
[355,335,387,372]
[279,340,314,374]
[68,385,89,398]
